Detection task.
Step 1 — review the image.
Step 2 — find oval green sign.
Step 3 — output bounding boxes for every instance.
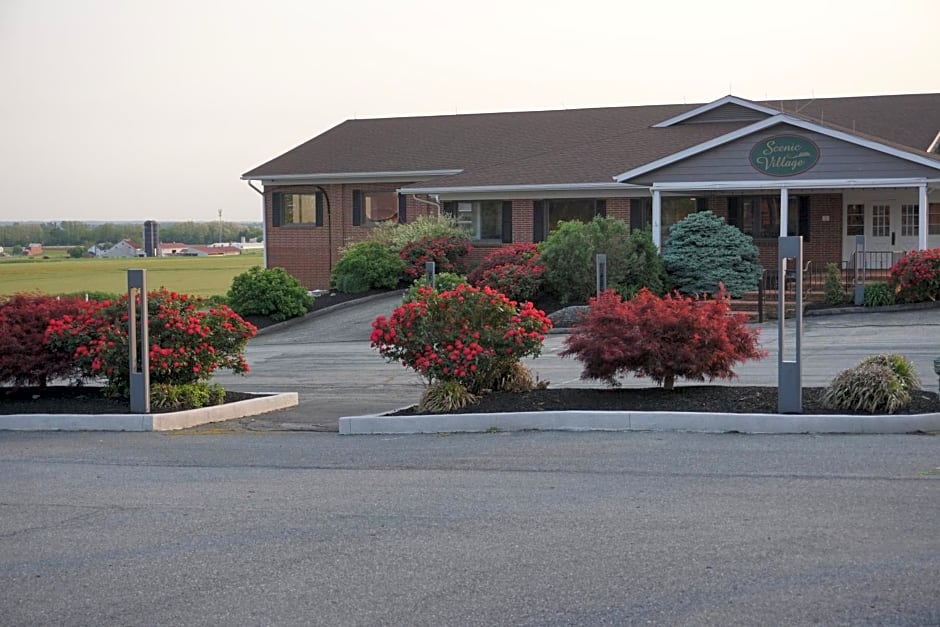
[749,135,819,177]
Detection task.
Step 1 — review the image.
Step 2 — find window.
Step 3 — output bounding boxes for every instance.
[629,196,702,233]
[456,201,503,241]
[901,204,919,237]
[533,199,606,242]
[729,195,799,238]
[846,204,864,236]
[352,190,400,226]
[872,204,890,237]
[272,192,322,226]
[931,203,940,235]
[547,199,598,231]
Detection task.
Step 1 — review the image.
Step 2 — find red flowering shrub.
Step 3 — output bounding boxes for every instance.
[0,294,95,387]
[890,248,940,303]
[371,283,552,393]
[46,289,256,397]
[399,235,473,279]
[561,288,766,390]
[468,243,545,301]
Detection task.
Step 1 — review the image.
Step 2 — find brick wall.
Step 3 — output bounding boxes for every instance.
[267,189,849,290]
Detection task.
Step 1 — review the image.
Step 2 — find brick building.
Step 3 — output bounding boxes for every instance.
[242,94,940,290]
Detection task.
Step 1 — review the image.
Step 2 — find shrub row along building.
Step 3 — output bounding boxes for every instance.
[242,93,940,290]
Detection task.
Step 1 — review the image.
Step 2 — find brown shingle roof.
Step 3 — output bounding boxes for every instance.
[243,94,940,186]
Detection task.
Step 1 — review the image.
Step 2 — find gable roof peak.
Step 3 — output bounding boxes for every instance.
[653,95,781,128]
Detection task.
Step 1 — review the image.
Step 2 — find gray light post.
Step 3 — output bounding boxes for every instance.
[778,236,803,414]
[127,269,150,413]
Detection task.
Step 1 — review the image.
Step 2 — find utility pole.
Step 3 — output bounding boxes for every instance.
[218,209,223,245]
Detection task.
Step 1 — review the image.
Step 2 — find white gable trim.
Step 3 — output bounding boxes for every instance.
[928,130,940,154]
[651,95,781,128]
[615,115,940,183]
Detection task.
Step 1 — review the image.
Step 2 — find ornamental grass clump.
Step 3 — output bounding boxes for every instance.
[822,353,920,414]
[561,287,766,390]
[45,289,256,404]
[371,283,552,399]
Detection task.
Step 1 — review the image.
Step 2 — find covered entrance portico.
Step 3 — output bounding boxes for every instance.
[647,178,934,268]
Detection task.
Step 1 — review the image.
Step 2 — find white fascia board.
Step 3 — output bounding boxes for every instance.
[241,169,463,185]
[616,115,940,183]
[928,130,940,154]
[652,95,782,128]
[399,182,645,197]
[651,177,929,192]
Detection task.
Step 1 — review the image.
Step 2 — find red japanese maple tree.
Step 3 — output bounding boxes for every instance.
[561,288,766,390]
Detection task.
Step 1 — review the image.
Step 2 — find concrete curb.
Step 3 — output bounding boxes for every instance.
[0,392,299,432]
[339,408,940,435]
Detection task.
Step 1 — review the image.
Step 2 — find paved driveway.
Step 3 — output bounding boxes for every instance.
[212,296,940,432]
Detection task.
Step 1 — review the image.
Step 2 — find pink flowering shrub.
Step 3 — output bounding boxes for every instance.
[890,248,940,303]
[46,289,256,397]
[399,235,473,279]
[371,283,552,393]
[467,243,546,301]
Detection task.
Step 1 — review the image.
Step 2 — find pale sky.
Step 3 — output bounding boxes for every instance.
[1,0,938,223]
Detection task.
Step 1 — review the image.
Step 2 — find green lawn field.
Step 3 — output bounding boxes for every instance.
[0,251,264,298]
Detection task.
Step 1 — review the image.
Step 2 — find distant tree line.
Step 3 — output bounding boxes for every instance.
[0,221,263,249]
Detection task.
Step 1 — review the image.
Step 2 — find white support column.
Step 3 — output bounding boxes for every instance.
[919,183,929,250]
[779,187,789,237]
[652,190,662,250]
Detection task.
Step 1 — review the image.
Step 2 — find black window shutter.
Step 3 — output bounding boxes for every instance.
[798,195,811,241]
[272,193,282,227]
[315,192,324,227]
[533,200,546,242]
[501,201,513,243]
[727,197,740,228]
[696,197,708,212]
[398,194,407,224]
[352,190,363,226]
[442,201,457,218]
[630,198,645,231]
[594,199,607,218]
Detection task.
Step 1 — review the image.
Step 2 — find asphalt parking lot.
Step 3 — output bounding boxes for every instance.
[210,293,940,432]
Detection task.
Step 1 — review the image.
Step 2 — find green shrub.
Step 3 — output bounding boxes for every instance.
[67,246,85,258]
[150,382,226,410]
[823,263,846,306]
[228,266,313,321]
[418,379,479,413]
[371,214,466,251]
[822,359,914,414]
[862,282,895,307]
[403,272,467,303]
[662,211,762,298]
[540,217,667,305]
[330,241,405,294]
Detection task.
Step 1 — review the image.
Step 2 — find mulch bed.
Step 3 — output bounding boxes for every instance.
[0,386,259,415]
[392,386,940,416]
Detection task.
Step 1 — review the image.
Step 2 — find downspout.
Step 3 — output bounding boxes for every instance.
[411,193,442,218]
[246,180,266,267]
[314,185,333,272]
